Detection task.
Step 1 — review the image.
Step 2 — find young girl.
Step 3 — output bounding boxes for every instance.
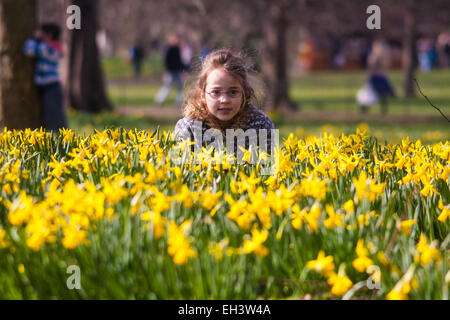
[174,48,274,155]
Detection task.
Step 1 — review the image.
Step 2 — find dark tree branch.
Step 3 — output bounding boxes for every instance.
[414,78,449,122]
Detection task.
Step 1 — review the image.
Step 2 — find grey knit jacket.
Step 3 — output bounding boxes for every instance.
[174,104,275,154]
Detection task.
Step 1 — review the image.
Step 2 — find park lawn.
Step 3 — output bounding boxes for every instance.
[106,84,161,106]
[290,69,450,115]
[67,110,449,145]
[102,54,164,78]
[103,54,450,116]
[82,60,450,144]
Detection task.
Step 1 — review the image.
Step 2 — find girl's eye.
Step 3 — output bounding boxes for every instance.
[230,90,241,97]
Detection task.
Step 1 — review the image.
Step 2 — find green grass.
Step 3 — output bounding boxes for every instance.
[275,119,450,145]
[103,54,450,117]
[102,53,164,78]
[68,61,450,143]
[289,69,450,115]
[106,84,162,107]
[67,109,174,136]
[67,110,449,145]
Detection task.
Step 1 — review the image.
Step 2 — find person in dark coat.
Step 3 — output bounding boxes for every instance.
[155,35,186,107]
[367,38,395,115]
[131,45,145,77]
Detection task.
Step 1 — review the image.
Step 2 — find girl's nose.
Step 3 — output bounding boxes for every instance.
[219,93,229,103]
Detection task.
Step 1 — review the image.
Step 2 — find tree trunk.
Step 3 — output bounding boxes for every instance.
[261,0,297,113]
[0,0,41,129]
[38,0,70,114]
[69,0,112,112]
[402,0,417,98]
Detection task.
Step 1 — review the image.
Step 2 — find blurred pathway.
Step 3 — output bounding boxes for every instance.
[115,105,448,124]
[117,106,183,121]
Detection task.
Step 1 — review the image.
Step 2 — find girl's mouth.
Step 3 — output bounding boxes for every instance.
[218,108,232,113]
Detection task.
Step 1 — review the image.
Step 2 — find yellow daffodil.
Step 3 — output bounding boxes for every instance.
[437,199,449,222]
[142,211,166,239]
[291,204,306,230]
[306,251,335,277]
[387,266,418,300]
[62,226,89,250]
[343,199,354,215]
[305,202,321,232]
[0,228,10,248]
[327,271,353,297]
[398,219,417,236]
[414,234,441,266]
[243,227,269,258]
[324,205,343,229]
[208,238,229,261]
[420,180,440,197]
[352,239,374,273]
[167,220,197,265]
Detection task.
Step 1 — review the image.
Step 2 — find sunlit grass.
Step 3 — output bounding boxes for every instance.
[67,107,450,145]
[103,56,450,118]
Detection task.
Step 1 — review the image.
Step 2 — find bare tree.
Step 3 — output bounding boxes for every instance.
[37,0,71,112]
[401,0,449,98]
[402,0,417,98]
[259,0,298,112]
[84,0,450,112]
[69,0,112,112]
[0,0,42,129]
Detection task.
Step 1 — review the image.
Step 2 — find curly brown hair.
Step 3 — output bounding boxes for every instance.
[182,48,261,133]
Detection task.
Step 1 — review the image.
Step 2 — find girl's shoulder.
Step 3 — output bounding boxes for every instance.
[174,117,195,136]
[174,117,209,140]
[246,105,274,130]
[175,117,195,130]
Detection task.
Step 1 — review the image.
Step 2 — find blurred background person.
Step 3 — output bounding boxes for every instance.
[24,23,67,131]
[155,34,186,107]
[437,31,450,68]
[180,40,193,73]
[130,43,146,77]
[367,37,395,115]
[297,36,315,73]
[417,36,437,72]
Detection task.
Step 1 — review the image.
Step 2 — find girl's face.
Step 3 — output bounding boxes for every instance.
[204,68,243,122]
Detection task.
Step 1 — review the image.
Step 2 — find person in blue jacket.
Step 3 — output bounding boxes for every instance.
[24,23,67,131]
